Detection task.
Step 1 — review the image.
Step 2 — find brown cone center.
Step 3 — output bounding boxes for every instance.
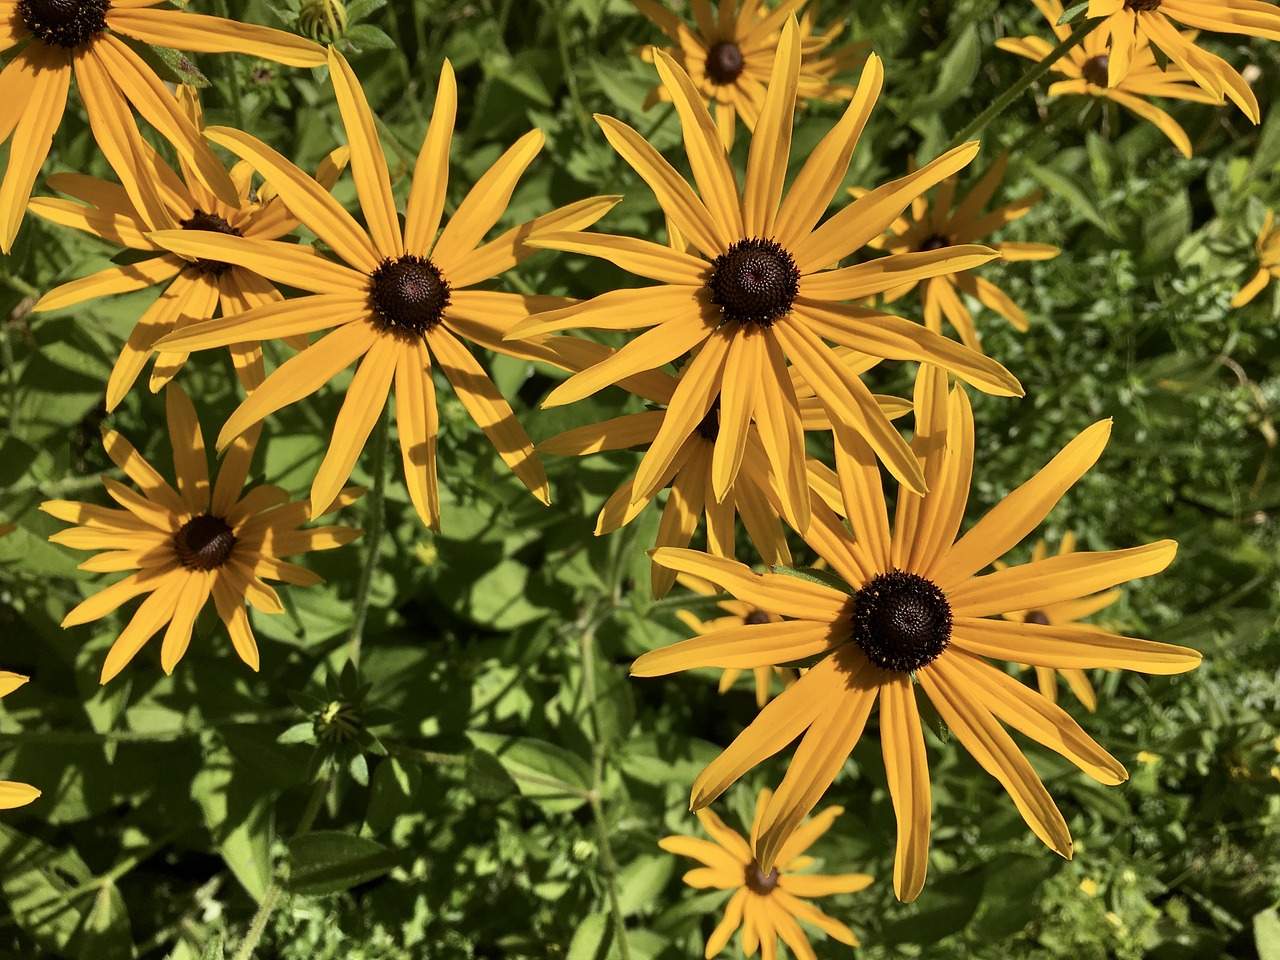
[173,514,237,571]
[18,0,109,47]
[369,255,451,338]
[1081,54,1110,87]
[705,41,745,84]
[744,860,779,895]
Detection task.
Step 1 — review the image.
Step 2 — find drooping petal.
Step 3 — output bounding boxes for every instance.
[951,617,1201,674]
[881,672,931,902]
[632,619,847,675]
[648,548,851,621]
[0,43,71,253]
[394,338,441,530]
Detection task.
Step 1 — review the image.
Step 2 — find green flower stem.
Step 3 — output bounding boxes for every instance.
[940,15,1103,156]
[552,0,591,137]
[348,406,391,667]
[230,775,330,960]
[580,619,632,960]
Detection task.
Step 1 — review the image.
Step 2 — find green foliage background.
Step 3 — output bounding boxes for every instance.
[1,0,1279,957]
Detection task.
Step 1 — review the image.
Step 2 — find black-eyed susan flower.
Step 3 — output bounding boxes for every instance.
[1086,0,1280,123]
[631,0,865,148]
[675,574,799,707]
[511,20,1021,534]
[41,384,361,683]
[1233,209,1280,306]
[998,0,1225,157]
[0,0,325,253]
[634,366,1201,902]
[29,85,349,407]
[865,152,1060,354]
[659,786,871,958]
[148,49,616,530]
[0,672,40,809]
[999,533,1122,713]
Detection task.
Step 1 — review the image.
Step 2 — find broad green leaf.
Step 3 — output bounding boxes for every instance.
[287,831,399,897]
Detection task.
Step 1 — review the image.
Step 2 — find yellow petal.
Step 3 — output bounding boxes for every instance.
[394,338,441,531]
[164,383,210,515]
[951,617,1201,675]
[743,16,799,238]
[404,59,457,256]
[880,672,931,902]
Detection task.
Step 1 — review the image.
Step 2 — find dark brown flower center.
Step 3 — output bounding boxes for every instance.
[1124,0,1161,11]
[369,255,451,338]
[1081,54,1110,87]
[708,238,799,329]
[18,0,109,47]
[744,609,771,626]
[705,40,745,84]
[918,234,950,252]
[173,514,237,571]
[180,209,243,277]
[1025,609,1051,626]
[852,570,952,673]
[744,860,779,895]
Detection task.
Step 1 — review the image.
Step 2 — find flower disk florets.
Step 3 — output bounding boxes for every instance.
[744,860,780,895]
[852,570,952,673]
[173,515,237,571]
[369,255,451,338]
[180,210,243,276]
[18,0,109,47]
[744,609,771,626]
[1082,54,1111,87]
[705,40,745,84]
[708,238,800,328]
[1125,0,1161,10]
[918,234,951,252]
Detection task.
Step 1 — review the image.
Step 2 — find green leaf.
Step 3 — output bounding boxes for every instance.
[365,756,421,834]
[465,749,520,802]
[771,564,856,596]
[1057,1,1091,23]
[564,913,611,960]
[1256,908,1280,960]
[467,732,592,813]
[342,23,396,51]
[287,831,399,897]
[191,749,276,903]
[1024,160,1120,237]
[615,853,674,918]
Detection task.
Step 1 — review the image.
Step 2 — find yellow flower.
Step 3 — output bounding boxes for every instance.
[634,366,1201,902]
[41,384,361,684]
[0,0,325,253]
[1233,209,1280,307]
[866,152,1060,354]
[631,0,865,148]
[28,85,348,409]
[1085,0,1280,122]
[675,574,799,705]
[659,787,871,958]
[537,340,907,598]
[511,19,1021,537]
[999,533,1122,713]
[149,49,616,530]
[0,672,40,809]
[998,0,1225,157]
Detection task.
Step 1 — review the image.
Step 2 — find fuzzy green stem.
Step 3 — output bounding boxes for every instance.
[940,16,1102,155]
[348,406,391,667]
[230,776,329,960]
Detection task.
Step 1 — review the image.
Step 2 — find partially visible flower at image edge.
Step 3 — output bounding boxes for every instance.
[660,786,871,958]
[998,532,1122,713]
[1232,209,1280,306]
[1086,0,1280,123]
[0,673,40,809]
[0,0,326,252]
[998,0,1225,159]
[41,384,362,683]
[864,151,1060,354]
[634,365,1202,902]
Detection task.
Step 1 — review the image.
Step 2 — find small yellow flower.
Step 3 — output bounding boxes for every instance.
[865,152,1060,354]
[1233,210,1280,307]
[1080,877,1100,897]
[42,384,361,683]
[660,787,871,958]
[999,533,1123,713]
[998,0,1225,157]
[0,673,40,810]
[1136,750,1160,765]
[1086,0,1280,123]
[675,573,798,705]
